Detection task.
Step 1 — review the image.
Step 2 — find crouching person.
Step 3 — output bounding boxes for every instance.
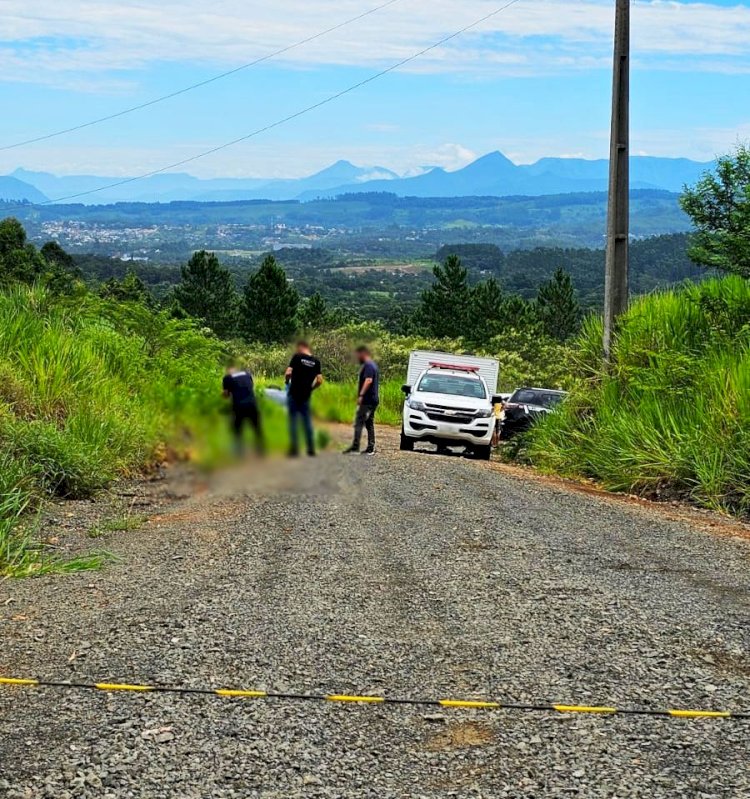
[223,362,264,456]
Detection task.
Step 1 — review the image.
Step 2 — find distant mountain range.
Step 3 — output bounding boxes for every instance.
[3,152,712,206]
[0,175,49,203]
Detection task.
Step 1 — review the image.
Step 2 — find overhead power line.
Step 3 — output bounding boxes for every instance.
[39,0,523,206]
[0,0,405,152]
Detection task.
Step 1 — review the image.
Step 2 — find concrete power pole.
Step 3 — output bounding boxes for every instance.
[603,0,630,361]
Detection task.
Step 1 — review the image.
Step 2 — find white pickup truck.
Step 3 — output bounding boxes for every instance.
[400,350,501,460]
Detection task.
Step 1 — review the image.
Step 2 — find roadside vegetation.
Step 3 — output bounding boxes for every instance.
[0,219,291,575]
[528,145,750,517]
[527,276,750,514]
[0,283,228,575]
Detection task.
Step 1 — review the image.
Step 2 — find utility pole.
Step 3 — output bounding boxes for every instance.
[603,0,630,361]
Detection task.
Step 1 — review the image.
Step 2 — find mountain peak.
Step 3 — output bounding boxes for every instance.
[478,150,515,164]
[462,150,516,171]
[311,160,361,179]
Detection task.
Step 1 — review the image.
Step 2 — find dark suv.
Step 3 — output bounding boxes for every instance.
[499,387,567,438]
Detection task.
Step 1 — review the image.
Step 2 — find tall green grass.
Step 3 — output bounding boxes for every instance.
[310,379,404,427]
[0,286,227,576]
[528,276,750,515]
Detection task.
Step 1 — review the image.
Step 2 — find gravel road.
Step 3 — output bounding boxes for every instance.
[2,431,750,798]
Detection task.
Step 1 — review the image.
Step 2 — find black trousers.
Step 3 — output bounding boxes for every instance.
[232,402,264,454]
[352,403,378,450]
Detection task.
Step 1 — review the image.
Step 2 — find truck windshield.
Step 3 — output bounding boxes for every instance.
[417,374,486,399]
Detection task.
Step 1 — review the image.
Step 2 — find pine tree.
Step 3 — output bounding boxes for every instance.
[240,255,300,344]
[299,291,331,331]
[416,254,471,338]
[465,277,505,344]
[536,267,582,341]
[172,250,238,338]
[500,294,540,331]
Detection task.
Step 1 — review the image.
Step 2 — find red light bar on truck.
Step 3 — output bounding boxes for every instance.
[428,362,480,373]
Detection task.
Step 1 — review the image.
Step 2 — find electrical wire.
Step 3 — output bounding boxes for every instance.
[0,0,404,152]
[37,0,523,205]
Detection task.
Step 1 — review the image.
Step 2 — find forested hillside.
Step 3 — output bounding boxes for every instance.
[436,233,703,306]
[70,231,700,328]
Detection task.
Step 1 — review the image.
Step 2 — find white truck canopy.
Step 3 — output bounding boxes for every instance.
[406,350,499,395]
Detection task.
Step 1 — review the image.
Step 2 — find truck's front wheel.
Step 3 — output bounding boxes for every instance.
[400,431,415,451]
[474,444,492,461]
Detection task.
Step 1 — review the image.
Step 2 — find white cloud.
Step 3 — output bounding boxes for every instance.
[1,0,749,90]
[419,143,479,170]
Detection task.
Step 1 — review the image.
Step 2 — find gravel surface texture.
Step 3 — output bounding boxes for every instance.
[2,431,749,798]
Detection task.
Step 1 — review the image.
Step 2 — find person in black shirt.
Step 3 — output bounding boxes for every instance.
[343,345,379,455]
[222,363,264,456]
[285,340,323,456]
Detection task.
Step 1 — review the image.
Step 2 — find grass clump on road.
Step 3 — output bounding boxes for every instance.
[88,513,147,539]
[528,276,750,516]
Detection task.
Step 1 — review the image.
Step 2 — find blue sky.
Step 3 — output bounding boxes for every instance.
[1,0,749,178]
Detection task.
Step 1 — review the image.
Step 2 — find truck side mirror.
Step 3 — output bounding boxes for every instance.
[401,384,411,395]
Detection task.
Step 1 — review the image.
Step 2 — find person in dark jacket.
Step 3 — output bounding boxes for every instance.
[343,345,379,455]
[222,363,264,456]
[285,340,323,457]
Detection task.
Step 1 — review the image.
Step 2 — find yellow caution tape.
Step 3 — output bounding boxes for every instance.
[0,676,745,720]
[326,694,385,703]
[94,682,153,692]
[553,705,618,714]
[440,699,501,709]
[0,677,39,687]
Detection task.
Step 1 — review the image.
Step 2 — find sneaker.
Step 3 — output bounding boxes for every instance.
[307,450,316,457]
[342,446,359,454]
[287,449,300,458]
[361,448,375,455]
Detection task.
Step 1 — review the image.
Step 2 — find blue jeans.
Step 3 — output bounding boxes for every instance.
[288,395,315,454]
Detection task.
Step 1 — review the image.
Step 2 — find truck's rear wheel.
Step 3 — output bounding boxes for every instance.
[400,431,415,451]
